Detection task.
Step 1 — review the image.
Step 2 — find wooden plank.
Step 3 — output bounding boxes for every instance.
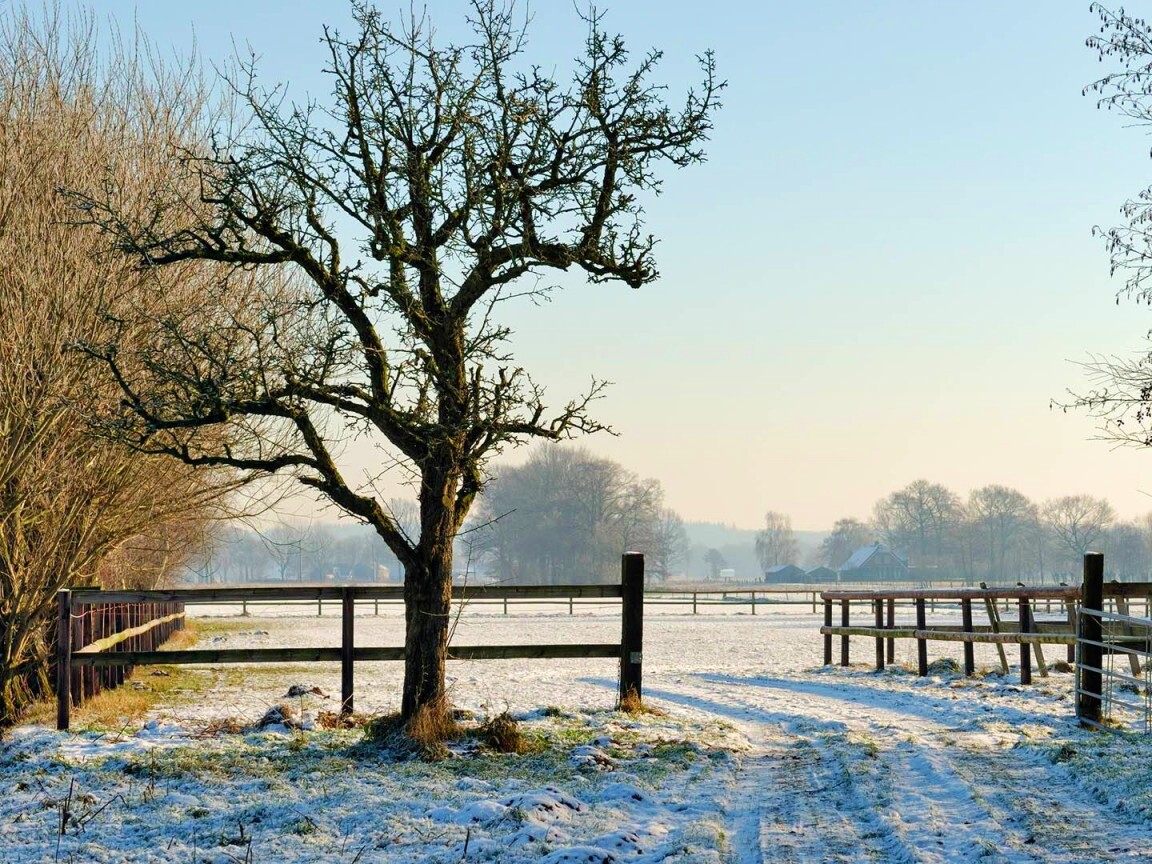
[1100,581,1152,598]
[73,643,624,667]
[820,626,1076,644]
[821,626,920,638]
[69,583,626,605]
[74,647,345,666]
[1114,592,1143,677]
[980,582,1010,674]
[821,586,1079,602]
[449,644,621,661]
[73,612,186,654]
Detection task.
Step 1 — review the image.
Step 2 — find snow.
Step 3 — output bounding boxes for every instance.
[2,602,1152,861]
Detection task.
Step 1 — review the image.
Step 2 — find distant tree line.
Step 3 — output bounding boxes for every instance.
[757,480,1148,582]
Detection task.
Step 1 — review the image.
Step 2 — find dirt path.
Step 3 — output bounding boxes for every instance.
[647,671,1152,864]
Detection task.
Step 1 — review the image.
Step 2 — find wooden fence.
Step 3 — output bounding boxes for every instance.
[56,595,186,720]
[819,585,1080,682]
[56,553,645,731]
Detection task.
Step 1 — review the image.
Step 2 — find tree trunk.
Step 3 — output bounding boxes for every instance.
[401,549,453,719]
[400,467,458,721]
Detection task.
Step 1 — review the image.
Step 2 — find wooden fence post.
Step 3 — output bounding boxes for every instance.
[56,590,72,731]
[1019,596,1032,685]
[874,598,884,671]
[915,598,928,676]
[751,591,756,615]
[886,598,895,664]
[618,553,644,707]
[823,599,832,665]
[961,598,974,676]
[341,587,355,715]
[840,600,850,667]
[1079,552,1104,726]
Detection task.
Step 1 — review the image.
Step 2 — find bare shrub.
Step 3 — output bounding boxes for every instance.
[0,6,238,726]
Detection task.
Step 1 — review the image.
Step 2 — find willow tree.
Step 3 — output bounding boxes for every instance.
[77,1,719,725]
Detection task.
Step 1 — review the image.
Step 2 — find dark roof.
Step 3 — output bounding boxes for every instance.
[765,564,803,574]
[806,566,836,576]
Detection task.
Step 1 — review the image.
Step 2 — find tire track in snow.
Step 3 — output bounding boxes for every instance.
[648,671,1152,863]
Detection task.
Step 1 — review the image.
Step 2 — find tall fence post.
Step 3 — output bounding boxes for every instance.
[56,590,72,731]
[885,598,895,664]
[874,598,884,671]
[915,598,928,676]
[618,552,644,707]
[341,587,355,715]
[1079,552,1104,726]
[823,598,832,665]
[961,598,975,677]
[1019,596,1032,685]
[840,600,850,666]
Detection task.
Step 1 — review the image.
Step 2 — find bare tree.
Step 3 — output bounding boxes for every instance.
[472,446,672,584]
[872,480,960,568]
[1104,520,1150,579]
[1042,495,1115,566]
[967,485,1037,582]
[754,511,798,572]
[649,509,689,581]
[818,517,872,570]
[73,2,720,724]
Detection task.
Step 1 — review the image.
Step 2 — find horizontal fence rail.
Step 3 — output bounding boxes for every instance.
[56,554,646,731]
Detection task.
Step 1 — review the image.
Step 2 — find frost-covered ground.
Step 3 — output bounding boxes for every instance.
[3,602,1152,862]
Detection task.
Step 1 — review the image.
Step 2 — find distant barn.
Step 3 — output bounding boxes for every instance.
[763,563,806,584]
[837,543,908,583]
[805,566,838,584]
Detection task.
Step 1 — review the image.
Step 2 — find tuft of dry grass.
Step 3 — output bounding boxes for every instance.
[617,689,666,716]
[479,711,529,754]
[365,701,460,760]
[315,710,373,730]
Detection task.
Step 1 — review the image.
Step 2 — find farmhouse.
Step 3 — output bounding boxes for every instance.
[837,543,908,583]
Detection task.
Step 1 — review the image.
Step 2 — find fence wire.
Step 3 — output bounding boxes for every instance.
[1078,606,1152,734]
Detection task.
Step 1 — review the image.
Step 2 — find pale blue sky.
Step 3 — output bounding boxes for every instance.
[94,1,1152,528]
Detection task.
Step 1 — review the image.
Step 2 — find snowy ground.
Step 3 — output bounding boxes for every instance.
[3,602,1152,862]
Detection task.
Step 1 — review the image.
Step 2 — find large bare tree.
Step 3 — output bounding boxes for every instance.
[75,2,720,725]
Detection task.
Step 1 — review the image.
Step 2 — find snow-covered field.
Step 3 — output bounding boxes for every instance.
[3,602,1152,862]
